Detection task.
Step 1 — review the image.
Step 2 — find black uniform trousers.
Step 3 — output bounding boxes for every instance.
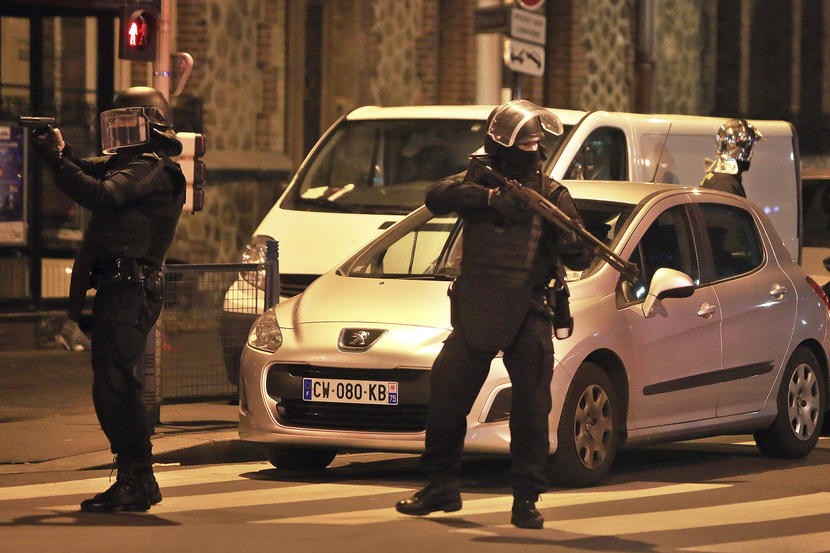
[421,309,554,501]
[90,281,162,463]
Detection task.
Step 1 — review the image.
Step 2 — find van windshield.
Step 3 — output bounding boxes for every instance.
[282,118,569,215]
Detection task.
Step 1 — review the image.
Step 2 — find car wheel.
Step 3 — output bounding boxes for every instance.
[550,362,622,487]
[754,347,826,458]
[264,447,337,471]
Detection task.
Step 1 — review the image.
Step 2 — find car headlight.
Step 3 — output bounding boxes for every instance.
[247,306,283,352]
[241,235,274,290]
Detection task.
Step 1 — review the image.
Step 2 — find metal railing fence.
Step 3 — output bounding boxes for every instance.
[143,262,264,409]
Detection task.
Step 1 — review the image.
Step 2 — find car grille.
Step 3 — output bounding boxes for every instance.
[276,400,428,431]
[266,364,430,432]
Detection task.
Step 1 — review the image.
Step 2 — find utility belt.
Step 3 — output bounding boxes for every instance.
[91,256,163,301]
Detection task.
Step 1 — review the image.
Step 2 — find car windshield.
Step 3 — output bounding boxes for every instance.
[281,118,569,215]
[346,199,635,280]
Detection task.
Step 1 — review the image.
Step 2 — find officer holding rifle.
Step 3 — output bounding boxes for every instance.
[395,99,592,529]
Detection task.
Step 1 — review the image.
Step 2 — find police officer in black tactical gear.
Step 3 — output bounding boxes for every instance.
[395,100,592,529]
[30,86,186,513]
[699,118,763,197]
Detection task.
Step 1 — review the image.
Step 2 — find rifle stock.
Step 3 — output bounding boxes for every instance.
[470,157,640,282]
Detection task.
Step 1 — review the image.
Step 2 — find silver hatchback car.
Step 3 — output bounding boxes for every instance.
[239,181,830,487]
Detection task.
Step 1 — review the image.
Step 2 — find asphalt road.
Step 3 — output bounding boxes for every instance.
[2,436,830,553]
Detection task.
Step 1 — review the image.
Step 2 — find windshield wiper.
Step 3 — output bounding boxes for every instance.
[297,197,359,213]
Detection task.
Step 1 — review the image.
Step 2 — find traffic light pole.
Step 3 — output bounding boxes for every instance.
[154,0,172,99]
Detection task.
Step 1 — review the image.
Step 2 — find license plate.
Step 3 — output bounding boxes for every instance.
[302,378,398,405]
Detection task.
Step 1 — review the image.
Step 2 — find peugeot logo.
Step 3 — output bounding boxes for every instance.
[338,328,387,352]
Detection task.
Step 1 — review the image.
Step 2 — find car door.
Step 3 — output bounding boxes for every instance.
[621,202,723,429]
[692,202,798,417]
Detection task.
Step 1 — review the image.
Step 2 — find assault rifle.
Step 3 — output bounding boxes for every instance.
[469,156,640,282]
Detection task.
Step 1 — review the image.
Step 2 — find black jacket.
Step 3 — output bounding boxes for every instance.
[425,160,591,350]
[700,170,746,197]
[52,148,185,319]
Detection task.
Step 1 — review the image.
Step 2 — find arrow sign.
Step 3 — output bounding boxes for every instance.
[503,38,545,77]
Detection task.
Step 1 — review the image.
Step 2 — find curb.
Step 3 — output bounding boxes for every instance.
[0,433,266,475]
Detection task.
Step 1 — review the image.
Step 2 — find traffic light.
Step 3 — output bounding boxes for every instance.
[119,3,159,62]
[176,132,206,214]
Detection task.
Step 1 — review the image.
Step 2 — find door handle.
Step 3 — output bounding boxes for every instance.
[769,283,789,298]
[697,303,717,318]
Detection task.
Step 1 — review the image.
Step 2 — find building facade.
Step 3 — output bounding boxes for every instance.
[0,0,827,311]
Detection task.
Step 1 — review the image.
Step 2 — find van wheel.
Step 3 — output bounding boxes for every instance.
[264,447,337,471]
[754,348,825,458]
[550,362,622,487]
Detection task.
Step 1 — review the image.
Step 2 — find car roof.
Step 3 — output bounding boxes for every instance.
[345,105,589,126]
[564,180,690,204]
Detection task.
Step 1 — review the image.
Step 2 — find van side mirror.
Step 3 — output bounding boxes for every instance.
[642,268,695,318]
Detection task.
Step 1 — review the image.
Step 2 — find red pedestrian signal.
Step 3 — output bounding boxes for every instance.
[119,4,159,62]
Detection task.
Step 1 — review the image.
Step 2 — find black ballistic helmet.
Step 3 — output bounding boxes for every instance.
[100,86,182,155]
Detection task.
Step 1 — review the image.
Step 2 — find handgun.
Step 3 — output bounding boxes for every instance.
[18,116,57,129]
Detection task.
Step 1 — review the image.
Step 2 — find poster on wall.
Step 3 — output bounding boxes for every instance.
[0,125,26,245]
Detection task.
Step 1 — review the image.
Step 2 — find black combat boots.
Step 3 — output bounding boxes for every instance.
[395,481,462,516]
[80,458,162,513]
[511,498,544,529]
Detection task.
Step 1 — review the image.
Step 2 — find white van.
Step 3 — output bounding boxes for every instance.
[220,105,801,382]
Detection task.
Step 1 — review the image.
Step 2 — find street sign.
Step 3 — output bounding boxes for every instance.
[473,5,509,34]
[504,38,545,77]
[517,0,546,11]
[170,52,194,96]
[510,7,546,45]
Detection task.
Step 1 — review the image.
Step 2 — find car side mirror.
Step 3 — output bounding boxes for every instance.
[642,268,695,318]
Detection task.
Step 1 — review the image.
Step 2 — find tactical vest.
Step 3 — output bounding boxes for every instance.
[84,153,185,267]
[460,171,558,287]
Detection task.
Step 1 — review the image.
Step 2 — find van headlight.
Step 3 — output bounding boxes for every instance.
[241,235,274,290]
[247,306,283,352]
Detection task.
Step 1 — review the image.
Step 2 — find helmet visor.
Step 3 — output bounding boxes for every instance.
[100,107,149,154]
[487,99,564,147]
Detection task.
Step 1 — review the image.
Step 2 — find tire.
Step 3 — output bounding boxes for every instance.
[754,347,826,458]
[550,362,622,487]
[264,447,337,471]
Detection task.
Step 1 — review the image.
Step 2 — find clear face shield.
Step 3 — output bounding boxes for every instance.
[487,99,564,148]
[100,107,149,154]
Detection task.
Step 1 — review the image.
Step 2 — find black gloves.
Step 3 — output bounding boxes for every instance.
[489,186,529,224]
[30,127,63,166]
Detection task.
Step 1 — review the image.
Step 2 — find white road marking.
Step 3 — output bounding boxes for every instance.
[255,482,729,525]
[541,492,830,535]
[677,531,830,553]
[0,462,272,501]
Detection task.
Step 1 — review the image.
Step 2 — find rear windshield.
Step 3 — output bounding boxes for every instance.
[281,118,568,215]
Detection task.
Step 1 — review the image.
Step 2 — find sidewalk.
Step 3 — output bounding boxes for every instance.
[0,338,265,475]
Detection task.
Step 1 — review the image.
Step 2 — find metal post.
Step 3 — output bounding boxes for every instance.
[154,0,172,98]
[264,240,281,309]
[512,72,524,100]
[142,323,161,428]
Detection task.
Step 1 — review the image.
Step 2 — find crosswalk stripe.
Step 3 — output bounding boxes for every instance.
[44,483,404,514]
[676,531,830,553]
[254,482,728,525]
[542,492,830,535]
[0,462,273,502]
